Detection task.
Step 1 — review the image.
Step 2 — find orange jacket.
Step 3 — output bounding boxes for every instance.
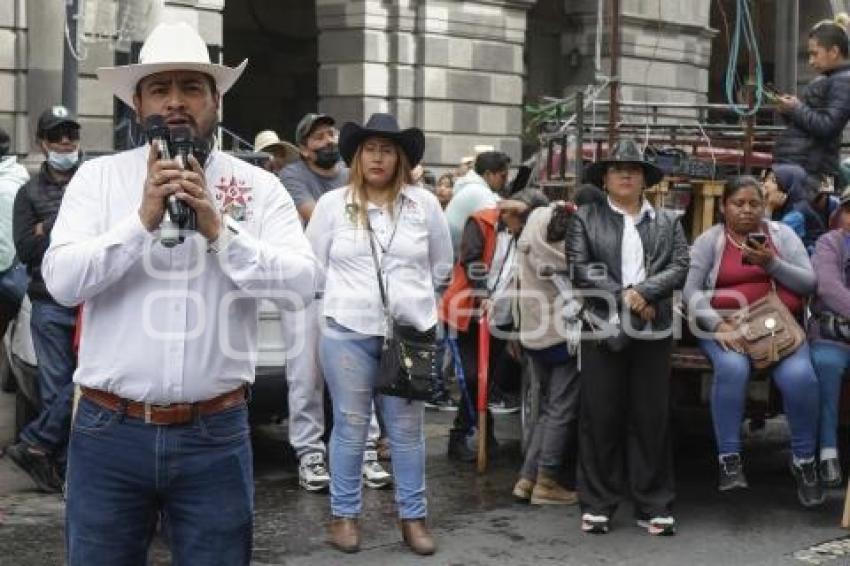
[439,208,500,332]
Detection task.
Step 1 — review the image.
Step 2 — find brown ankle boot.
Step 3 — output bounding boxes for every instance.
[530,472,577,505]
[327,517,360,553]
[400,518,436,555]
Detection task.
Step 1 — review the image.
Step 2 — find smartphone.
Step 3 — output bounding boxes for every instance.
[746,233,767,247]
[763,83,781,102]
[742,233,767,264]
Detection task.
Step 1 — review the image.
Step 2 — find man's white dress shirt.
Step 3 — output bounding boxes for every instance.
[43,145,317,403]
[306,185,453,336]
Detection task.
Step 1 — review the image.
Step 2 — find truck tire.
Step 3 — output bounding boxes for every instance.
[520,355,541,456]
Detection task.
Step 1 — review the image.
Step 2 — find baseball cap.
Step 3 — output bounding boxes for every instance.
[294,113,335,145]
[37,105,80,137]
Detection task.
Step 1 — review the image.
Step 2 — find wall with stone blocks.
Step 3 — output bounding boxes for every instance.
[317,0,535,170]
[5,0,224,156]
[0,0,27,155]
[525,0,714,144]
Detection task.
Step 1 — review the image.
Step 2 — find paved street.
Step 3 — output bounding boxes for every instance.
[2,389,850,565]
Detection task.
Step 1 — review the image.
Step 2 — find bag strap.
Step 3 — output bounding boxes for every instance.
[365,215,393,338]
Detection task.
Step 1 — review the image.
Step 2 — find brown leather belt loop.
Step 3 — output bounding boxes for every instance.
[80,386,247,426]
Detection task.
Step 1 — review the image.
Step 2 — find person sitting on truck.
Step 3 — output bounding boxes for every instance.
[808,187,850,490]
[566,139,689,536]
[683,176,821,507]
[763,164,839,255]
[773,15,850,190]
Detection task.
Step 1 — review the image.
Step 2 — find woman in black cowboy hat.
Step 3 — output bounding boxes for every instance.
[305,113,452,555]
[566,138,689,536]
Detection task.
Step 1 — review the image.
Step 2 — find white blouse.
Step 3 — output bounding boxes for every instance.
[306,185,453,336]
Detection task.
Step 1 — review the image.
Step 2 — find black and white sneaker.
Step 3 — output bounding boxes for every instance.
[362,450,392,489]
[488,390,519,414]
[4,443,61,494]
[820,457,842,489]
[718,453,748,492]
[581,513,610,534]
[790,459,825,507]
[637,515,677,536]
[299,452,330,493]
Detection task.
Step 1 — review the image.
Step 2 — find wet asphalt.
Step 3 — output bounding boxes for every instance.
[1,391,850,565]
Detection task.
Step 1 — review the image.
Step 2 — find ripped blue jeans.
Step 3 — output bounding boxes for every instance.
[319,318,426,519]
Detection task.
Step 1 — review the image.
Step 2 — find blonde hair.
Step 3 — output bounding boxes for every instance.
[347,140,413,227]
[836,12,850,30]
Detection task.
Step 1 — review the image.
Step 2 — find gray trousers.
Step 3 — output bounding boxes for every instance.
[520,354,580,480]
[282,300,380,461]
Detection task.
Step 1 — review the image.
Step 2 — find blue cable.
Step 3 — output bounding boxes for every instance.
[725,0,765,117]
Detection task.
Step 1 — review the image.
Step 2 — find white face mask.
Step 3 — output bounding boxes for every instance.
[47,150,79,172]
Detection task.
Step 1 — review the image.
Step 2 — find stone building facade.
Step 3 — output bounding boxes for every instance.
[0,0,845,169]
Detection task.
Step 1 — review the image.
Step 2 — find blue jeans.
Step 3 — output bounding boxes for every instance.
[66,397,254,566]
[810,340,850,450]
[699,339,819,458]
[319,318,426,519]
[20,300,77,459]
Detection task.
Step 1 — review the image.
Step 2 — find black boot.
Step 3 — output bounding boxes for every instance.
[447,429,475,462]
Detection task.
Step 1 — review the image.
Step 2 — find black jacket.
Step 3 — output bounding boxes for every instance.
[773,63,850,180]
[565,200,690,332]
[13,163,74,302]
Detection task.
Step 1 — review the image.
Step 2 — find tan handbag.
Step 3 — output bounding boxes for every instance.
[725,282,805,369]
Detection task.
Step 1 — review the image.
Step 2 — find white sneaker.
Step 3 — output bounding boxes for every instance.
[299,452,330,493]
[362,450,392,489]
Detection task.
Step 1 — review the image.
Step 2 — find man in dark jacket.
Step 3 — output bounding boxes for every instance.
[5,106,81,492]
[773,19,850,190]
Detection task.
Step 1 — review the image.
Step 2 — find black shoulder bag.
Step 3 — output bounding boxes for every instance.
[366,212,439,401]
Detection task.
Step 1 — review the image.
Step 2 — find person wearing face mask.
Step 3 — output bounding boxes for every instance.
[6,105,82,493]
[280,113,349,224]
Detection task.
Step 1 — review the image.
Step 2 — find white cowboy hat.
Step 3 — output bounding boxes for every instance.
[253,130,299,166]
[97,21,247,109]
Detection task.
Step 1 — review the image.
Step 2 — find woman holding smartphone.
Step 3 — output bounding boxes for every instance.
[683,176,821,506]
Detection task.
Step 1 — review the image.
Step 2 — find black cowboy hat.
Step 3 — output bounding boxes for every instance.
[339,113,425,167]
[584,138,663,188]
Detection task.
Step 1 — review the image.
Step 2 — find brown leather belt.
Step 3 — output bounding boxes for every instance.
[80,386,247,425]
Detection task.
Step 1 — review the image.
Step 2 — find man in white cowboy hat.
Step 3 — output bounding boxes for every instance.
[42,20,317,565]
[253,129,299,175]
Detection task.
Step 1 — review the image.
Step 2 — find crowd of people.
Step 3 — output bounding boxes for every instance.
[2,13,850,565]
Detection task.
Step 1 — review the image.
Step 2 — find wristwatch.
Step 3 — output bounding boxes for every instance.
[207,215,240,254]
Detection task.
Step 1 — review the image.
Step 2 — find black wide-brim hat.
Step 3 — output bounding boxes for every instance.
[584,138,663,189]
[339,113,425,167]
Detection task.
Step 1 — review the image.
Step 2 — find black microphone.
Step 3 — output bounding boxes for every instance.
[143,115,181,247]
[143,115,171,160]
[169,126,197,231]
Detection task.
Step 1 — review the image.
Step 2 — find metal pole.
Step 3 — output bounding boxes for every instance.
[62,0,79,114]
[608,0,620,150]
[575,90,584,183]
[774,0,799,95]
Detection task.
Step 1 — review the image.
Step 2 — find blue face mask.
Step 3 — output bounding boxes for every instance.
[47,150,79,172]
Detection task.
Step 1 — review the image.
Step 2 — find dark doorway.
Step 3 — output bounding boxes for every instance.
[222,0,319,149]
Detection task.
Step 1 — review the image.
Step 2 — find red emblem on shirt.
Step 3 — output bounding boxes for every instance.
[214,176,254,221]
